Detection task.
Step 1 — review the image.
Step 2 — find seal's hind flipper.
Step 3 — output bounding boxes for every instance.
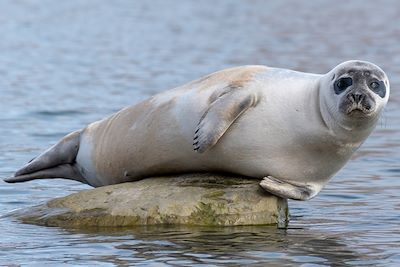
[13,130,81,177]
[259,176,317,201]
[193,86,259,153]
[4,164,85,183]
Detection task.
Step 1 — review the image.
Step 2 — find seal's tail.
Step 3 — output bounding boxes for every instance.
[4,130,84,183]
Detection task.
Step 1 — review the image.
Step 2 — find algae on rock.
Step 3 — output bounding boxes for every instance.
[9,173,289,227]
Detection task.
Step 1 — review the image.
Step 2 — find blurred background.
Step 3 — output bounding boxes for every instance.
[0,0,399,266]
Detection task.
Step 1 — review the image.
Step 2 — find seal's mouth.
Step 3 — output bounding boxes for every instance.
[346,104,374,116]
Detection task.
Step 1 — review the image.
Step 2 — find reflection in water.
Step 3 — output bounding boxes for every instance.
[0,0,400,266]
[26,225,360,266]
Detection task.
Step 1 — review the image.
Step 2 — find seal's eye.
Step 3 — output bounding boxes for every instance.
[334,77,353,94]
[369,79,386,98]
[370,81,379,89]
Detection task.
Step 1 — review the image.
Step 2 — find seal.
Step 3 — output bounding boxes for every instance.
[4,60,390,200]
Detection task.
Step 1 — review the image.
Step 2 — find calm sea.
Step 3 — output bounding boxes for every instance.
[0,0,399,266]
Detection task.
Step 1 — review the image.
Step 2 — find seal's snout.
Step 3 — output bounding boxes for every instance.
[343,91,375,116]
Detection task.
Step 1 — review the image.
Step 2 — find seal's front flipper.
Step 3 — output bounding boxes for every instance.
[193,86,260,153]
[259,176,316,201]
[4,164,85,183]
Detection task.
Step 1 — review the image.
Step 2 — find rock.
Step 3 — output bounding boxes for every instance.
[9,174,289,227]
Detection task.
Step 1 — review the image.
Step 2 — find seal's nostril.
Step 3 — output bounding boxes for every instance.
[348,93,364,104]
[354,93,363,103]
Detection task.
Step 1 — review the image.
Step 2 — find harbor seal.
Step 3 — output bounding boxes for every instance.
[4,60,389,200]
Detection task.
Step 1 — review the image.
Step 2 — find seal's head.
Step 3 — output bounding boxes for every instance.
[320,60,389,136]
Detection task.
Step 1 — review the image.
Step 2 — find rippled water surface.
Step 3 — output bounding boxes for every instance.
[1,0,400,266]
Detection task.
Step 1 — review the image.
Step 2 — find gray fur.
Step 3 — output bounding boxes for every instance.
[334,64,386,115]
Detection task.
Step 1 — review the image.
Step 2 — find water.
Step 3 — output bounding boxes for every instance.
[1,0,399,266]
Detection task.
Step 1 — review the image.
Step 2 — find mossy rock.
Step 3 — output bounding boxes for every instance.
[9,173,289,227]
